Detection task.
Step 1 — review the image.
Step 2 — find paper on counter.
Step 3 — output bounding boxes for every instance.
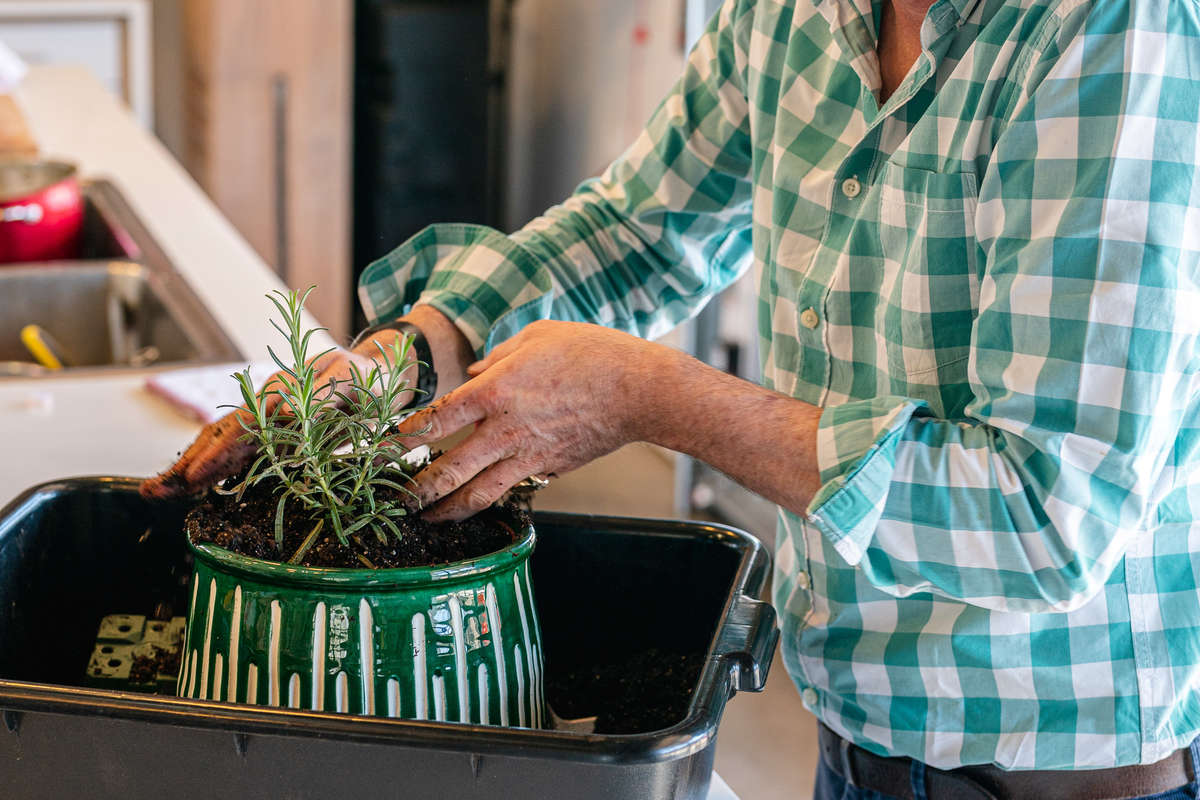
[145,362,276,424]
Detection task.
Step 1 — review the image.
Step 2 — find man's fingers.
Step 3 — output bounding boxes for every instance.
[408,419,516,507]
[182,435,258,490]
[465,348,504,378]
[422,457,536,523]
[139,468,195,499]
[391,385,487,447]
[466,328,538,377]
[139,409,255,498]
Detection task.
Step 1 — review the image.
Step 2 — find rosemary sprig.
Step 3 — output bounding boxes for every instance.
[222,286,426,564]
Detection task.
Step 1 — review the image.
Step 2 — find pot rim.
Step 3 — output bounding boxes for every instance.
[0,159,78,204]
[187,518,536,590]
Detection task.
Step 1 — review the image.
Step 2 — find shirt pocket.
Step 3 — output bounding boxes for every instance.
[876,162,980,381]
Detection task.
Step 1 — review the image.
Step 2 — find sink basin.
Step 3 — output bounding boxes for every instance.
[0,179,241,376]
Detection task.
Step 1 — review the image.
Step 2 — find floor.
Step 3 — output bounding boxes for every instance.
[535,443,819,800]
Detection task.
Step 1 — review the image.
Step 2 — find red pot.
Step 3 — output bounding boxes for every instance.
[0,160,84,263]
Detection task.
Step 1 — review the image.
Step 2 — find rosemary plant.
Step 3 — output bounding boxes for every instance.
[220,287,424,566]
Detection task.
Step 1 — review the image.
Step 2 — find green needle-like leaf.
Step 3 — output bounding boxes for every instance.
[274,494,287,551]
[379,514,404,542]
[288,518,325,565]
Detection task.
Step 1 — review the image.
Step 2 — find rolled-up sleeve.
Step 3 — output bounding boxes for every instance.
[806,2,1200,613]
[358,0,757,356]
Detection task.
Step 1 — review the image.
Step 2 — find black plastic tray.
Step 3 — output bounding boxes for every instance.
[0,477,777,799]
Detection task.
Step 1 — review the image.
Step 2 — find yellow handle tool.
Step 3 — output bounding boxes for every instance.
[20,324,69,370]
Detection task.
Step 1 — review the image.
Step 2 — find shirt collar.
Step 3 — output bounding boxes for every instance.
[813,0,883,101]
[813,0,991,49]
[812,0,993,113]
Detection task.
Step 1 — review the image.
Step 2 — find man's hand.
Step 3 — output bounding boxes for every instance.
[140,304,476,501]
[394,320,666,521]
[139,336,414,500]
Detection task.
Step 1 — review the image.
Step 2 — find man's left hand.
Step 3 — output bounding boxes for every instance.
[392,320,664,521]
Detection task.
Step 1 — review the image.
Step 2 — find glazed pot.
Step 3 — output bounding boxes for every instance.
[178,522,545,727]
[0,160,84,263]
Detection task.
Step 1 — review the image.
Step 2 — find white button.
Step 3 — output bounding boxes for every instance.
[841,177,862,198]
[802,687,819,706]
[800,308,819,329]
[796,571,810,590]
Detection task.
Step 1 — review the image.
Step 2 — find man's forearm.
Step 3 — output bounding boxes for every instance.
[635,345,823,517]
[387,320,823,521]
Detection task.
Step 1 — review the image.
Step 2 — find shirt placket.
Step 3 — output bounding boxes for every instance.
[801,3,947,403]
[799,140,879,404]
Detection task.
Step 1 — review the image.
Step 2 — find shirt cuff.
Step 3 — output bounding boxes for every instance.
[357,223,555,357]
[806,396,928,566]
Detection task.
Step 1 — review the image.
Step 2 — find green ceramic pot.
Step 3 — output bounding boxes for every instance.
[177,522,545,727]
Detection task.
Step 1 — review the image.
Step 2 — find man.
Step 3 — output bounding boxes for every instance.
[144,0,1200,797]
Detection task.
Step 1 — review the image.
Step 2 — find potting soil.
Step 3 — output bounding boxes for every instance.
[546,649,705,734]
[186,473,524,569]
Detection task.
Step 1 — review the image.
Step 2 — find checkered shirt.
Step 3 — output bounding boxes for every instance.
[358,0,1200,770]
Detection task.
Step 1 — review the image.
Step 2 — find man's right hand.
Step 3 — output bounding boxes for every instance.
[139,304,476,501]
[138,339,408,500]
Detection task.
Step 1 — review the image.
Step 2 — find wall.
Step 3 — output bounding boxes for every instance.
[505,0,686,229]
[151,0,184,159]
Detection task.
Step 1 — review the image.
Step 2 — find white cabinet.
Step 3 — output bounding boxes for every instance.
[0,1,151,127]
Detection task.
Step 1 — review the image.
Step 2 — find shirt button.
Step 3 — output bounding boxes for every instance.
[796,571,811,590]
[800,308,819,329]
[841,177,862,198]
[802,687,819,707]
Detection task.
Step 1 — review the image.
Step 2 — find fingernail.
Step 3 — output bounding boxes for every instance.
[419,498,450,520]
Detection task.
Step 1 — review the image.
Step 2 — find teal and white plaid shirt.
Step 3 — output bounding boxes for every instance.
[359,0,1200,771]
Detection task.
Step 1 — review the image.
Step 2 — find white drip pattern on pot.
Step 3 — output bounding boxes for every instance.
[213,653,223,700]
[525,567,545,728]
[180,577,542,726]
[478,663,490,725]
[449,593,469,722]
[515,643,526,727]
[177,573,199,699]
[486,583,509,726]
[387,678,401,717]
[310,601,326,710]
[412,612,428,719]
[245,664,258,704]
[268,600,282,707]
[200,579,216,700]
[227,586,242,702]
[358,598,375,715]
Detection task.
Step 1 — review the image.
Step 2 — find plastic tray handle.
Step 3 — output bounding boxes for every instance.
[714,595,779,693]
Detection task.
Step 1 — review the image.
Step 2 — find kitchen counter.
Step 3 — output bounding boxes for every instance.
[0,66,328,507]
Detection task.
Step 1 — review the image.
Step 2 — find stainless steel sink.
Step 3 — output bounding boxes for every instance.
[0,179,241,377]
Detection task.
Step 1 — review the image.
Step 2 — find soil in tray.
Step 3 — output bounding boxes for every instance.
[546,649,705,734]
[129,644,182,685]
[185,471,526,569]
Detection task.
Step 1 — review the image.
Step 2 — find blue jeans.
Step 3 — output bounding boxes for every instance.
[814,738,1200,800]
